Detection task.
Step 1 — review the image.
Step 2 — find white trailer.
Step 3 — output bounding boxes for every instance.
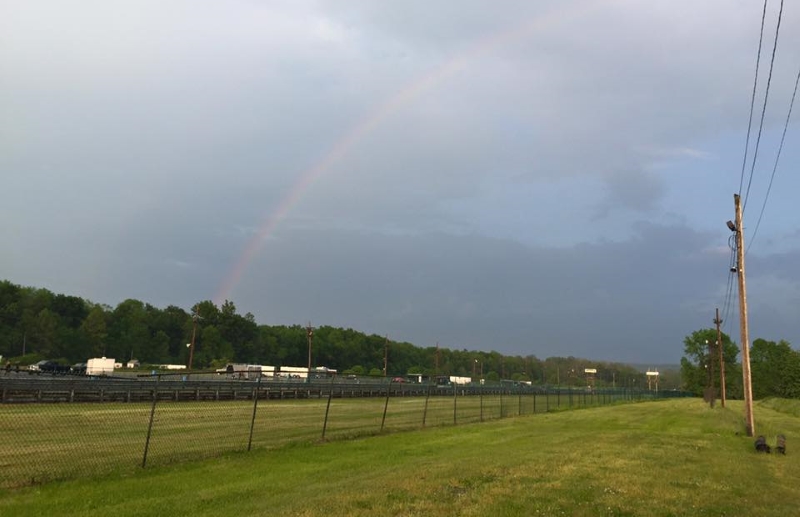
[449,376,472,385]
[86,357,115,376]
[217,364,276,379]
[279,366,309,379]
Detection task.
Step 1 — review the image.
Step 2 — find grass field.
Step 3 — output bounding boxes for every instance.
[0,391,602,488]
[2,397,798,516]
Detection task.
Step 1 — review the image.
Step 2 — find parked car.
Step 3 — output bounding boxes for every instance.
[28,360,50,372]
[38,361,71,375]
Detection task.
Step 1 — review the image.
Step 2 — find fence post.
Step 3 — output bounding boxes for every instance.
[141,374,160,468]
[381,379,392,432]
[480,385,484,422]
[247,374,262,452]
[518,390,522,416]
[500,386,504,418]
[452,383,457,425]
[321,375,335,440]
[423,382,431,427]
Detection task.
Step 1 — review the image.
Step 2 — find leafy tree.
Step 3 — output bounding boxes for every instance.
[51,294,88,328]
[751,339,800,399]
[31,308,59,358]
[192,300,220,327]
[80,305,108,357]
[680,328,738,396]
[150,330,171,363]
[108,299,150,362]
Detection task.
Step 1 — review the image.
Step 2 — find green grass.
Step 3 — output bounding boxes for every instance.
[0,391,602,488]
[1,398,798,516]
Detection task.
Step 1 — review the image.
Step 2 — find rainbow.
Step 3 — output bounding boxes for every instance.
[214,1,600,305]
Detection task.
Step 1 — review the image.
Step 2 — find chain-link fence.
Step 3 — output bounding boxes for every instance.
[0,371,690,488]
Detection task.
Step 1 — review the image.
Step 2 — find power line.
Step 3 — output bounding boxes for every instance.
[720,236,737,336]
[743,0,785,216]
[738,0,770,198]
[747,62,800,253]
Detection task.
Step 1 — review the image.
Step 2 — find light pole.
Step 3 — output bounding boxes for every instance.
[188,313,198,370]
[306,322,313,375]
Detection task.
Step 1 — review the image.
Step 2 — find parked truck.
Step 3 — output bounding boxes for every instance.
[86,357,115,376]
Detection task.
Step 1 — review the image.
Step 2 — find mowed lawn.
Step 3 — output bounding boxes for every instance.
[0,391,594,488]
[2,398,799,516]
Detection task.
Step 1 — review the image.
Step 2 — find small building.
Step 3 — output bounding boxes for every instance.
[126,359,140,369]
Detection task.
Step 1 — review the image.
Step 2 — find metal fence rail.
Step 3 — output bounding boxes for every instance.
[0,372,690,488]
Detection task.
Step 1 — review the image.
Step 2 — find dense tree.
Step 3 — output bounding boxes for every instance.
[680,328,740,397]
[52,294,88,328]
[0,279,757,397]
[31,308,59,358]
[80,306,108,357]
[751,339,800,399]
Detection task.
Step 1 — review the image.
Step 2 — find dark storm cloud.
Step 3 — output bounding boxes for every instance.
[227,222,758,364]
[3,1,800,364]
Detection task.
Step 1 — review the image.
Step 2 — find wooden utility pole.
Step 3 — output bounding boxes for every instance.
[306,322,313,374]
[383,335,389,376]
[714,307,726,408]
[733,193,755,436]
[707,339,714,391]
[188,313,197,370]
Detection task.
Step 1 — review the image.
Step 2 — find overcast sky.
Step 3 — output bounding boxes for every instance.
[3,0,800,364]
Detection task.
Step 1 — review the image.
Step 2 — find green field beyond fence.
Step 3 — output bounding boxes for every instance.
[0,374,687,489]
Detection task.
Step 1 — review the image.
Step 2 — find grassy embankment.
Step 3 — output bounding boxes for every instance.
[2,397,799,516]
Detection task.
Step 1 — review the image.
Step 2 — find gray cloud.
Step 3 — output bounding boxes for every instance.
[3,1,800,364]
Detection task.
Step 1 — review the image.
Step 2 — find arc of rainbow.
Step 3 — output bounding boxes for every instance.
[214,1,602,305]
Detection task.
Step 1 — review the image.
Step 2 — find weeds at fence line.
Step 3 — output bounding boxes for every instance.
[0,371,690,489]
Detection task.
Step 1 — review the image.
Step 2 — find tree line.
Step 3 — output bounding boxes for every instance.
[0,279,663,386]
[681,328,800,399]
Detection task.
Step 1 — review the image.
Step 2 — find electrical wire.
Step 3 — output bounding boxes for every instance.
[743,0,785,216]
[720,236,737,332]
[746,62,800,253]
[738,0,770,198]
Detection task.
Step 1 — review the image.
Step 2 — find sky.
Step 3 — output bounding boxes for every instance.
[3,0,800,364]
